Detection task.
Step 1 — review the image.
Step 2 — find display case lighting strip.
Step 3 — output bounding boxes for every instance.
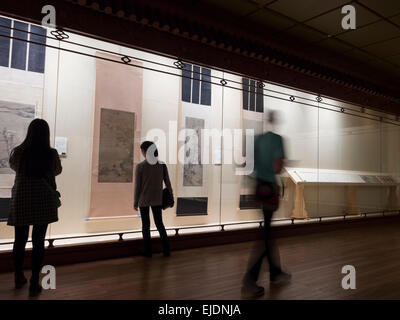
[1,21,399,126]
[1,211,399,249]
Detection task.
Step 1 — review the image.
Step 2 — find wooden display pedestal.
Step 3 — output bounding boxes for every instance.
[287,168,399,219]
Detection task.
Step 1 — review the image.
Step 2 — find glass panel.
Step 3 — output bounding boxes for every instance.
[51,40,90,238]
[266,84,319,220]
[220,75,320,223]
[0,17,59,246]
[380,121,400,214]
[175,68,223,227]
[220,73,263,224]
[41,31,224,241]
[318,107,382,217]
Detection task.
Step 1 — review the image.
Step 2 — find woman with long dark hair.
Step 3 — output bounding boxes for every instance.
[7,119,62,297]
[134,141,173,257]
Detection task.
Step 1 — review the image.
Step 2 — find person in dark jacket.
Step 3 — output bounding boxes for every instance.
[7,119,62,297]
[134,141,173,257]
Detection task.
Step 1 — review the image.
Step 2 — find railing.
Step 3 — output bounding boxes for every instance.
[0,210,399,250]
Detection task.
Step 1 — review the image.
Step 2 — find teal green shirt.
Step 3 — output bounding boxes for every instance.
[254,132,285,183]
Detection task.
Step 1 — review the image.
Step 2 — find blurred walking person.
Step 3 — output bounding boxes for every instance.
[8,119,62,297]
[134,141,174,257]
[241,111,291,299]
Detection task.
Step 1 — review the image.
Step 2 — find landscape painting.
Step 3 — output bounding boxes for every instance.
[0,100,35,174]
[183,116,204,186]
[98,108,135,183]
[89,52,143,218]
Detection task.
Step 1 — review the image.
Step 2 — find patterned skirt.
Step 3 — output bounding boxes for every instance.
[7,176,59,226]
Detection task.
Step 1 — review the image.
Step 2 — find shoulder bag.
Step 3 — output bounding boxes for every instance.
[161,163,174,210]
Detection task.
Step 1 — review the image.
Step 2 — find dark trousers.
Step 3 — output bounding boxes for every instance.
[140,206,170,255]
[13,224,48,283]
[246,210,282,282]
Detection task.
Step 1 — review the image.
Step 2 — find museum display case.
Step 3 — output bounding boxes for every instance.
[1,14,400,249]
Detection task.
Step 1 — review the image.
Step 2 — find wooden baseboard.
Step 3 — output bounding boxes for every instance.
[0,214,398,273]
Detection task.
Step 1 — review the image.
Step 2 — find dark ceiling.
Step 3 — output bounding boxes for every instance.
[204,0,400,79]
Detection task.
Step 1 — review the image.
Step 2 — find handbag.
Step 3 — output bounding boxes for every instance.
[162,188,174,210]
[42,178,61,208]
[161,164,174,210]
[255,180,280,212]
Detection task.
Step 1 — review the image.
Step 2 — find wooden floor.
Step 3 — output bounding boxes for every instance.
[2,219,400,300]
